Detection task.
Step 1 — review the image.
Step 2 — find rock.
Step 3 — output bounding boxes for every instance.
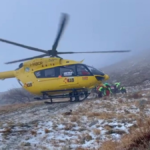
[121,120,127,124]
[89,120,99,127]
[30,120,40,125]
[106,129,126,135]
[64,124,73,130]
[21,142,31,146]
[80,138,85,144]
[25,137,30,140]
[18,123,31,128]
[45,128,50,133]
[118,124,122,128]
[24,142,31,146]
[84,134,92,141]
[139,99,147,105]
[104,125,113,130]
[118,98,123,103]
[78,128,86,132]
[124,109,130,114]
[104,124,117,128]
[31,130,37,136]
[2,124,8,128]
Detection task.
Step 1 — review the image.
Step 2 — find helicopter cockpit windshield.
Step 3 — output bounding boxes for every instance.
[86,65,104,76]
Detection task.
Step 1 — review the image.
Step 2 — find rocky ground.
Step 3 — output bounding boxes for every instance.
[0,87,150,150]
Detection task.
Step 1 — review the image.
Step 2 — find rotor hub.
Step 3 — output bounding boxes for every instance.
[48,50,58,57]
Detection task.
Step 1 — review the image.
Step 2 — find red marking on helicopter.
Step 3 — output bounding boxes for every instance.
[63,78,68,83]
[63,77,74,83]
[24,82,32,87]
[82,76,88,80]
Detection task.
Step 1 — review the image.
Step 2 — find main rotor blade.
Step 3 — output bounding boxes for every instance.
[58,50,131,54]
[5,54,48,64]
[0,38,47,53]
[52,13,69,51]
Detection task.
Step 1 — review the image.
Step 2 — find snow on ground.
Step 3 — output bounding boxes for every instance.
[0,90,150,150]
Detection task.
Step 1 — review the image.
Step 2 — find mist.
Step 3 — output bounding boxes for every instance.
[0,0,150,91]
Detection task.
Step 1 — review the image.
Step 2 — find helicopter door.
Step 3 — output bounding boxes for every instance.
[34,67,58,92]
[76,64,93,88]
[58,65,78,88]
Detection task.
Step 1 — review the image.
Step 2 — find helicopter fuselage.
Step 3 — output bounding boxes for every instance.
[0,57,109,96]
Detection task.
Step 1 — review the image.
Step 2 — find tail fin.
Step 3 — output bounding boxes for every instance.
[80,59,84,63]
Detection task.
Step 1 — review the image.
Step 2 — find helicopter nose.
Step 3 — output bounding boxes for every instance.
[104,74,109,80]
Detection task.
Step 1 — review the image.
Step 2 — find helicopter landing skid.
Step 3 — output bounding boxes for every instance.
[34,88,90,104]
[44,100,84,105]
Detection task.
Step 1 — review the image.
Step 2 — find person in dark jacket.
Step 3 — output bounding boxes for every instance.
[120,86,126,93]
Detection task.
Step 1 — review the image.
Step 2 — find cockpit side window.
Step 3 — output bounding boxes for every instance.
[34,68,56,78]
[77,65,92,76]
[59,65,76,77]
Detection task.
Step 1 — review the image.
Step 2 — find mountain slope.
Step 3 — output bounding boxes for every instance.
[101,50,150,86]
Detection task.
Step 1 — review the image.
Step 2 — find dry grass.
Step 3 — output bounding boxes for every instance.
[70,115,78,122]
[99,118,150,150]
[127,92,143,99]
[2,127,12,133]
[87,111,115,119]
[73,107,90,116]
[104,125,113,131]
[98,140,119,150]
[31,130,37,136]
[0,101,44,115]
[64,123,74,130]
[76,148,91,150]
[102,102,113,109]
[45,128,50,133]
[93,128,101,135]
[118,98,124,103]
[134,99,147,112]
[2,88,150,150]
[126,113,137,120]
[83,133,93,141]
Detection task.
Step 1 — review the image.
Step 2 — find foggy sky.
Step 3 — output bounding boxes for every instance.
[0,0,150,92]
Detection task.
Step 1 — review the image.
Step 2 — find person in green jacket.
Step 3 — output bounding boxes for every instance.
[114,82,121,93]
[115,82,120,88]
[104,83,112,96]
[99,86,106,97]
[108,86,112,94]
[120,86,126,93]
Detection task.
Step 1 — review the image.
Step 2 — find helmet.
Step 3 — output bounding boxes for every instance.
[104,83,111,87]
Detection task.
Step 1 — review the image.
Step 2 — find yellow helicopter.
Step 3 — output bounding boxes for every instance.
[0,13,130,103]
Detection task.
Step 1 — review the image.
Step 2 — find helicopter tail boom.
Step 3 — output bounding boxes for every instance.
[0,70,15,80]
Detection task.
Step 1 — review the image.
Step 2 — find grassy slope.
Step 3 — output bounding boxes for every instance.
[1,90,150,149]
[101,50,150,86]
